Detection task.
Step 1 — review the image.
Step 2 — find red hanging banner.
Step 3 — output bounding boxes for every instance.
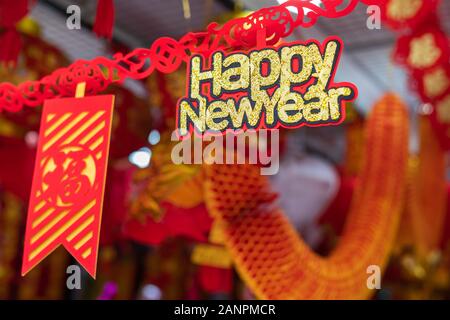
[21,87,114,278]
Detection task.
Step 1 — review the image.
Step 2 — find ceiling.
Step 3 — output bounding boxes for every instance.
[30,0,450,112]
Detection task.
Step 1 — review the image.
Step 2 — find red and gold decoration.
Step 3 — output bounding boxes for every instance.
[22,84,114,278]
[386,0,450,149]
[0,0,447,300]
[8,0,373,279]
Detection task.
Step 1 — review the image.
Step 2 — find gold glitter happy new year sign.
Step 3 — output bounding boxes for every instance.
[176,36,357,135]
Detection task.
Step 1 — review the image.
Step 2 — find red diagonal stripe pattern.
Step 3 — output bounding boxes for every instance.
[22,95,115,278]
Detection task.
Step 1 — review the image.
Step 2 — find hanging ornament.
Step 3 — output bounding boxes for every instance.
[21,83,115,278]
[176,35,357,135]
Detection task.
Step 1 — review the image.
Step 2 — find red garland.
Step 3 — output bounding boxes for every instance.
[0,0,376,114]
[386,0,450,150]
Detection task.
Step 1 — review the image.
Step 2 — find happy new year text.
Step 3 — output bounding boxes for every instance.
[176,37,357,135]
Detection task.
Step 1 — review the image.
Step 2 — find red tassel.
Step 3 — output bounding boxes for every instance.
[0,29,22,66]
[0,0,29,66]
[0,0,29,27]
[93,0,115,39]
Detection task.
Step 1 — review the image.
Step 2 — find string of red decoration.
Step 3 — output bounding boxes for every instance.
[0,0,377,113]
[383,0,450,149]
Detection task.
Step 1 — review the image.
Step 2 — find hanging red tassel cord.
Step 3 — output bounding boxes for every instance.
[0,29,22,66]
[93,0,115,39]
[0,0,30,66]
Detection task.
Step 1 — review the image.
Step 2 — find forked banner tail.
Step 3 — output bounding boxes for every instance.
[22,94,115,278]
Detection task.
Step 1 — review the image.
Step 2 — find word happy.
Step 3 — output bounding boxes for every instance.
[177,37,357,135]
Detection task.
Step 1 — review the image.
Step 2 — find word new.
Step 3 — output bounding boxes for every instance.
[177,37,357,135]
